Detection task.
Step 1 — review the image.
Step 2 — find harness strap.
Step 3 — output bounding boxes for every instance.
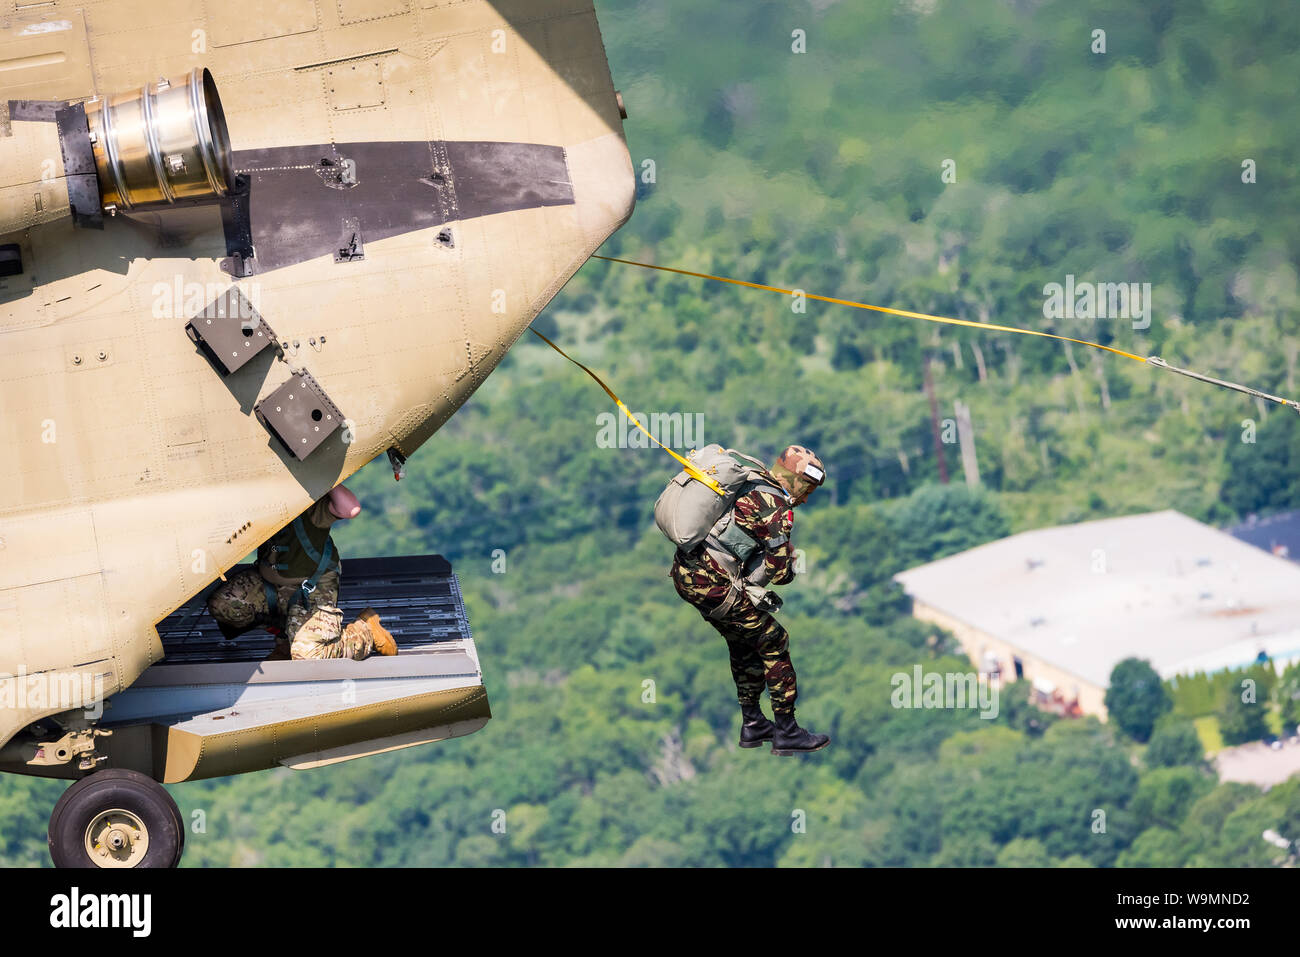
[706,478,790,566]
[293,538,334,609]
[706,576,746,620]
[291,516,338,569]
[726,449,778,476]
[702,475,795,615]
[284,518,338,611]
[701,536,747,620]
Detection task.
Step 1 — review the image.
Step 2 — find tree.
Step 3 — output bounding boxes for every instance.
[1116,828,1191,868]
[1218,673,1270,745]
[1145,717,1204,768]
[889,483,1011,569]
[932,834,999,867]
[1105,658,1172,743]
[1277,661,1300,732]
[995,679,1057,737]
[1220,411,1300,517]
[1131,768,1215,831]
[996,837,1051,867]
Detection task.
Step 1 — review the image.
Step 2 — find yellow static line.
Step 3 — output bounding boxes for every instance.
[590,254,1300,413]
[529,327,727,495]
[592,254,1147,363]
[530,255,1300,488]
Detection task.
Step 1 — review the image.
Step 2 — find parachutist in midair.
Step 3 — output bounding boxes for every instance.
[667,445,830,754]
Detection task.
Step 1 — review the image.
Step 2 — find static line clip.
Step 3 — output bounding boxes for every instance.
[1146,356,1300,414]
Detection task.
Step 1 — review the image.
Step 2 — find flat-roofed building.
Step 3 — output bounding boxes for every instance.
[894,510,1300,719]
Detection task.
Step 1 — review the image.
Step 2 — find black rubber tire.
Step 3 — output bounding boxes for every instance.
[48,769,185,868]
[47,768,185,846]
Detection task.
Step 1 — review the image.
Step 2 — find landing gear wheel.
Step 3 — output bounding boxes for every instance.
[48,769,185,868]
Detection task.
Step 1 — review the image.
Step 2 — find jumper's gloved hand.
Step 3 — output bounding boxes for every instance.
[743,584,783,613]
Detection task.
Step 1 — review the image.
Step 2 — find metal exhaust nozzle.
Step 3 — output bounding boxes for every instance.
[85,67,234,212]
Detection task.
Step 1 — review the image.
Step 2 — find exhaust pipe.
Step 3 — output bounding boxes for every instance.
[85,67,234,212]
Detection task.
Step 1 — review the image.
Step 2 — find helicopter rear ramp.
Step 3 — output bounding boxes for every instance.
[0,556,489,782]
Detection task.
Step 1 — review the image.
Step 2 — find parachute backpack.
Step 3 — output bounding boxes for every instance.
[654,444,785,551]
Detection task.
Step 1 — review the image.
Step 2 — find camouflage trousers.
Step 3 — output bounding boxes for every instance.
[206,568,377,661]
[671,557,798,716]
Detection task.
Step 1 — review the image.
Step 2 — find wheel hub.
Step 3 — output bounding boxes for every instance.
[84,808,149,867]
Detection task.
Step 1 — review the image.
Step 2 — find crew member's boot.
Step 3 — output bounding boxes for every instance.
[771,710,830,755]
[739,702,775,749]
[359,608,398,656]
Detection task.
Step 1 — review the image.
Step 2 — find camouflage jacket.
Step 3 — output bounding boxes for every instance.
[674,485,796,601]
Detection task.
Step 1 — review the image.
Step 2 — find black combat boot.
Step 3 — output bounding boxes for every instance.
[739,702,775,749]
[771,710,830,755]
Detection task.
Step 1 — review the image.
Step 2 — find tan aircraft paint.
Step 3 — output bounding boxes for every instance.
[0,0,634,752]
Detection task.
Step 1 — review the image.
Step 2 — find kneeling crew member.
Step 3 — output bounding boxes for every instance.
[671,445,830,754]
[208,485,397,660]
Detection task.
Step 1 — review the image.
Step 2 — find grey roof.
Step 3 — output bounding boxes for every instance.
[893,510,1300,688]
[1228,510,1300,561]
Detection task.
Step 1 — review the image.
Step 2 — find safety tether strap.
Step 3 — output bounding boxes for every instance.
[285,517,338,610]
[530,328,729,496]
